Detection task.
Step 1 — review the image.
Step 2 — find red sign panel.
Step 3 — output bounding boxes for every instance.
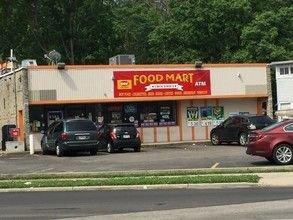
[9,128,20,138]
[114,70,211,98]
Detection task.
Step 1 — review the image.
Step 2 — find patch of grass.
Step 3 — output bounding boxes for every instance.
[0,166,292,181]
[0,174,259,189]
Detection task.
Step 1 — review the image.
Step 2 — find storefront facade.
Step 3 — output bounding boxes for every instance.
[24,63,270,149]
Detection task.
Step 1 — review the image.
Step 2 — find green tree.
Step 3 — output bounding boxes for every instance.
[234,7,293,62]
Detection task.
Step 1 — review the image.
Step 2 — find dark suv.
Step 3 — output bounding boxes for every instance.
[210,115,275,146]
[41,119,99,157]
[98,123,141,153]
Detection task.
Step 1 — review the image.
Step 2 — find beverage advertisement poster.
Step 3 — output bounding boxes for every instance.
[200,106,213,126]
[213,106,224,126]
[187,107,199,127]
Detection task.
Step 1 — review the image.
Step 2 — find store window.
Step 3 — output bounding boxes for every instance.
[140,103,158,127]
[108,104,123,124]
[280,67,289,75]
[139,101,177,127]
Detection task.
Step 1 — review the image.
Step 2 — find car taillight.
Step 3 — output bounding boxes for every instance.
[110,128,117,140]
[60,132,68,141]
[136,130,140,139]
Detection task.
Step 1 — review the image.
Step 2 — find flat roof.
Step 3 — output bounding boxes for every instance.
[27,63,268,70]
[269,60,293,66]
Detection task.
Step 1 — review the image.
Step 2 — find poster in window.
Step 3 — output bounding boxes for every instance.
[124,104,137,114]
[212,106,224,126]
[47,111,63,126]
[159,106,172,126]
[187,107,199,127]
[200,106,212,126]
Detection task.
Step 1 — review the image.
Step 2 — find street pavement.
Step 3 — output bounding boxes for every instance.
[1,187,293,219]
[0,143,271,174]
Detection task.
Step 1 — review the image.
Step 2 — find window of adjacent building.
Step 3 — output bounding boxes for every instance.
[291,67,293,74]
[280,103,291,110]
[280,67,289,75]
[285,124,293,132]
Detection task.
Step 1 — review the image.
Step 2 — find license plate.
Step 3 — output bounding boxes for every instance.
[77,136,89,140]
[123,134,130,139]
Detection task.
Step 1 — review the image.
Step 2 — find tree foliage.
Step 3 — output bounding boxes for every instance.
[0,0,292,64]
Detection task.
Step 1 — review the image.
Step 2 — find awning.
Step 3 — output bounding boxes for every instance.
[276,109,293,117]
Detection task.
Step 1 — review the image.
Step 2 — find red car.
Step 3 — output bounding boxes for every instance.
[246,119,293,165]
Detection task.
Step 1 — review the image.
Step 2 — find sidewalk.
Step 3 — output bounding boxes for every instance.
[258,172,293,187]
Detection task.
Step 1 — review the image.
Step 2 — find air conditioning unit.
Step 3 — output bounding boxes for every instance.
[21,59,37,67]
[109,55,135,65]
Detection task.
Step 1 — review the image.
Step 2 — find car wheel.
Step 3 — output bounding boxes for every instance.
[107,142,114,153]
[273,144,293,165]
[56,144,64,157]
[134,145,141,152]
[90,149,98,156]
[239,133,248,146]
[211,133,220,145]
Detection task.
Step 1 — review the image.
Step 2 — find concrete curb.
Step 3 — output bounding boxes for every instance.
[0,182,258,193]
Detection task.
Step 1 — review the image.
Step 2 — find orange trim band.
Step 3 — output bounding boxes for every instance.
[29,94,268,106]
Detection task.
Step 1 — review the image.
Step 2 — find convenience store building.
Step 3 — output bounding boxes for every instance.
[0,63,271,151]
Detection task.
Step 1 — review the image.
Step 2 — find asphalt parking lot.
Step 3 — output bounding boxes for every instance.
[0,142,273,175]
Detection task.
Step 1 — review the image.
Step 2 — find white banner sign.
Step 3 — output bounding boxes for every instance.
[145,83,183,92]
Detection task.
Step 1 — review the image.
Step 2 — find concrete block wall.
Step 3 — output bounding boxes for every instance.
[0,69,29,149]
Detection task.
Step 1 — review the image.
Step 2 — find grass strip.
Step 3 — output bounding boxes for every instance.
[0,174,259,189]
[0,166,292,180]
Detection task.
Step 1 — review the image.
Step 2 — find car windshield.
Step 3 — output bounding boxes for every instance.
[249,116,273,124]
[66,120,97,131]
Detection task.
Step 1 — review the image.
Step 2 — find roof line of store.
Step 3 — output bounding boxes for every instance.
[29,94,268,105]
[28,63,268,70]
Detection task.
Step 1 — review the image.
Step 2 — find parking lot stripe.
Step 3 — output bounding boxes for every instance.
[211,162,220,169]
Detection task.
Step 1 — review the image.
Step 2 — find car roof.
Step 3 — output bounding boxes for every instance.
[231,114,269,118]
[108,123,136,127]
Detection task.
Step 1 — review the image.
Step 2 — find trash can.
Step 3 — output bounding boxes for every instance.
[1,124,16,151]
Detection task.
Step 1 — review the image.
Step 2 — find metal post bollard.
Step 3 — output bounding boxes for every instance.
[29,134,34,155]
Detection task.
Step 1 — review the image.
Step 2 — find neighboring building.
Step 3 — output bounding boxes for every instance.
[269,60,293,120]
[0,63,270,151]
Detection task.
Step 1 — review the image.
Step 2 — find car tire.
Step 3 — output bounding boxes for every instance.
[211,133,220,145]
[239,133,248,146]
[107,142,114,153]
[90,149,98,156]
[273,144,293,165]
[134,145,141,152]
[56,144,64,157]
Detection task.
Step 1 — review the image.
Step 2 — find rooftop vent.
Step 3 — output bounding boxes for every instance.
[109,55,135,65]
[21,59,37,67]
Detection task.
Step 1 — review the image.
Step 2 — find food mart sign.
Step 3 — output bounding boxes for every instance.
[114,70,211,98]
